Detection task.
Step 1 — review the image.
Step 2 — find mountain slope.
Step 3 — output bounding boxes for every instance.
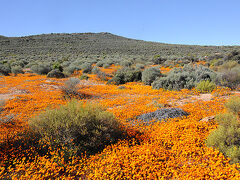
[0,32,239,62]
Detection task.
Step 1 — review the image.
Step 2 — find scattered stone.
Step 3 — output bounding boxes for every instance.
[136,108,189,125]
[0,114,15,124]
[117,86,126,90]
[200,115,215,122]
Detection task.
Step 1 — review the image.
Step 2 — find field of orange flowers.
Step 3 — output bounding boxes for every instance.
[0,67,240,179]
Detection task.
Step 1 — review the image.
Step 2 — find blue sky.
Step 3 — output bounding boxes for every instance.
[1,0,240,45]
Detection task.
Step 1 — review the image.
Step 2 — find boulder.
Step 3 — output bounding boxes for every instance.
[199,115,215,122]
[136,108,189,125]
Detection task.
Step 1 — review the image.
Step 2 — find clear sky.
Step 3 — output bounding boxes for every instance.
[1,0,240,45]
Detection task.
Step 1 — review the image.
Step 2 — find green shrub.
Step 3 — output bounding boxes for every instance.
[151,55,166,65]
[96,71,108,81]
[92,66,100,74]
[31,64,52,75]
[214,59,224,66]
[79,73,89,80]
[108,68,142,85]
[0,64,11,76]
[96,61,104,67]
[123,68,142,82]
[81,63,92,73]
[225,96,240,115]
[47,69,66,78]
[223,51,240,62]
[120,60,132,67]
[163,60,174,67]
[210,59,223,67]
[135,63,145,70]
[142,67,162,85]
[206,96,240,164]
[52,62,63,72]
[103,63,111,68]
[10,60,26,68]
[196,80,216,93]
[61,61,71,67]
[152,65,216,90]
[29,100,126,156]
[64,65,81,75]
[219,61,239,71]
[61,78,80,99]
[92,65,108,80]
[11,66,24,76]
[215,62,240,89]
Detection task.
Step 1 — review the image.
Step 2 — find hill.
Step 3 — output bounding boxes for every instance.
[0,32,239,62]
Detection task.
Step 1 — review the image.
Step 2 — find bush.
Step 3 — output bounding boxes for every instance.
[96,71,108,81]
[120,60,132,67]
[225,96,240,115]
[52,62,63,72]
[79,73,89,80]
[163,60,174,67]
[215,62,240,89]
[0,64,11,76]
[64,65,81,75]
[61,78,80,99]
[11,66,24,75]
[206,96,240,164]
[91,66,100,74]
[196,80,216,93]
[142,67,162,85]
[152,55,166,65]
[29,100,126,156]
[81,63,92,73]
[31,64,52,75]
[103,63,111,68]
[152,65,216,90]
[219,61,239,71]
[223,50,240,62]
[135,63,145,70]
[10,60,26,68]
[96,61,104,67]
[47,69,66,78]
[108,68,142,85]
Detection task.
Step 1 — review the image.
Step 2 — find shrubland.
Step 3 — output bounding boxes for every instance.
[152,64,216,90]
[0,32,240,179]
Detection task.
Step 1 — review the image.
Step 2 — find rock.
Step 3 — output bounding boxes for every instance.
[0,114,15,124]
[136,108,189,125]
[200,115,215,122]
[117,86,126,90]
